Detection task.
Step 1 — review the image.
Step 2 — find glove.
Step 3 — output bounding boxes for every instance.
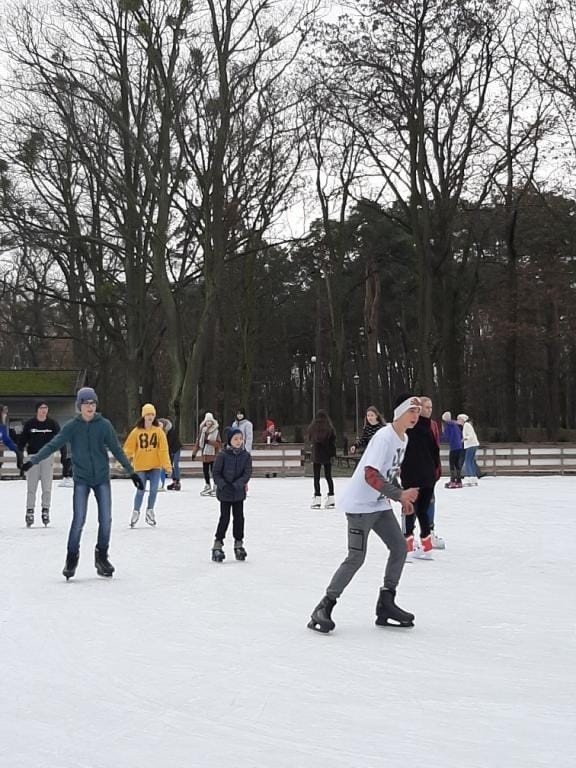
[131,473,144,490]
[21,461,33,473]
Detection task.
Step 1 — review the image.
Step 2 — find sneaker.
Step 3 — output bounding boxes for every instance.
[431,532,446,550]
[310,495,322,509]
[58,477,74,487]
[130,510,140,528]
[41,507,50,526]
[145,508,157,526]
[25,509,34,528]
[324,495,335,509]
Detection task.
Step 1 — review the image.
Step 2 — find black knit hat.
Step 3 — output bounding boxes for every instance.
[227,427,243,445]
[35,401,49,411]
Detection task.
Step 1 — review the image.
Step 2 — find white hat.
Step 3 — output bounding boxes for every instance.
[204,412,214,422]
[457,413,469,422]
[441,411,451,421]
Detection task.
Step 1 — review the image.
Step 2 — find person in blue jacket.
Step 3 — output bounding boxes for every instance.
[0,403,20,479]
[441,411,464,488]
[22,387,144,580]
[210,427,252,563]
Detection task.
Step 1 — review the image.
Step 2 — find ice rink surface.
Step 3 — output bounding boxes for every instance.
[1,475,574,768]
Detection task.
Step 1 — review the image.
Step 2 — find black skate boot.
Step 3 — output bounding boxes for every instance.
[234,540,247,561]
[167,480,181,491]
[94,546,115,577]
[211,540,225,562]
[375,588,414,627]
[62,551,79,580]
[307,595,337,633]
[25,509,34,527]
[41,507,50,526]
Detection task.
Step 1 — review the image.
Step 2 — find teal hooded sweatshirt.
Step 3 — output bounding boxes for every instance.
[30,413,133,486]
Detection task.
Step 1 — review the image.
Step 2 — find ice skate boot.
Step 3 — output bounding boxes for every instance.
[62,551,79,580]
[405,534,415,562]
[412,535,434,560]
[324,495,335,509]
[208,482,217,497]
[307,595,337,633]
[310,495,322,509]
[41,507,50,526]
[167,480,181,491]
[375,588,414,627]
[58,476,74,487]
[130,509,140,528]
[94,546,115,577]
[431,532,446,549]
[25,509,34,527]
[145,508,157,526]
[200,483,212,496]
[234,540,247,561]
[211,540,225,562]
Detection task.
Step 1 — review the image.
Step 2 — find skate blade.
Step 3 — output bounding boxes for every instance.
[375,618,414,628]
[307,619,333,633]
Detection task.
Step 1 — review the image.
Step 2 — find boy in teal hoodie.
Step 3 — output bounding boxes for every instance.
[22,387,143,580]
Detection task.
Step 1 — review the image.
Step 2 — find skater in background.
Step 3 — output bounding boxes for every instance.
[231,407,253,452]
[166,420,182,491]
[441,411,464,488]
[308,395,421,634]
[156,418,171,491]
[349,406,385,455]
[459,413,481,485]
[399,394,440,559]
[18,401,61,527]
[421,397,445,549]
[193,412,221,496]
[0,403,20,480]
[307,409,337,509]
[211,428,252,562]
[58,445,74,487]
[21,387,143,580]
[124,404,172,527]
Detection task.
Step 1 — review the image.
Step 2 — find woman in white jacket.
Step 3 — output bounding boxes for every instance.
[458,414,480,486]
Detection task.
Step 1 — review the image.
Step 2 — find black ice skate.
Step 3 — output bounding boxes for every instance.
[63,552,79,580]
[94,546,115,578]
[307,595,337,633]
[167,480,181,491]
[234,541,247,561]
[41,507,50,526]
[375,588,414,627]
[25,509,34,527]
[211,540,225,562]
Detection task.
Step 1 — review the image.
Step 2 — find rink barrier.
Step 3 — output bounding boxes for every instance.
[0,443,306,479]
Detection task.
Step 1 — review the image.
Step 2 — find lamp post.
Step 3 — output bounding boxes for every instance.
[353,373,360,437]
[311,356,317,418]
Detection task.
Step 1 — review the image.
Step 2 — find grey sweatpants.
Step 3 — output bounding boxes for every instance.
[325,509,407,600]
[26,456,54,510]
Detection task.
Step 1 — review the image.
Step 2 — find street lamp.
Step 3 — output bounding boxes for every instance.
[353,373,360,436]
[311,356,317,418]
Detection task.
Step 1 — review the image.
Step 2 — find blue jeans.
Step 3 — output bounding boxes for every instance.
[463,446,479,477]
[171,451,181,482]
[427,496,435,528]
[68,481,112,554]
[134,469,161,511]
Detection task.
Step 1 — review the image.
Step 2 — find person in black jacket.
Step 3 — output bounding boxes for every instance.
[349,405,385,455]
[211,428,252,562]
[398,393,441,560]
[308,409,337,509]
[166,422,182,491]
[18,402,61,527]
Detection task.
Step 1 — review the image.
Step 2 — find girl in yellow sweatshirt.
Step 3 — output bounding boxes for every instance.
[124,403,172,527]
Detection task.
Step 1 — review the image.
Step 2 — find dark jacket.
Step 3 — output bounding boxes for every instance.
[213,446,252,502]
[401,416,440,488]
[30,413,133,486]
[309,428,336,465]
[167,428,182,455]
[19,417,61,455]
[354,422,383,452]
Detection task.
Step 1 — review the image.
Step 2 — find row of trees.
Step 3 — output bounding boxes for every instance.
[1,0,576,441]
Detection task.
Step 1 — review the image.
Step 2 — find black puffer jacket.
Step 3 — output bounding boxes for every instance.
[354,422,383,452]
[212,446,252,502]
[400,416,440,488]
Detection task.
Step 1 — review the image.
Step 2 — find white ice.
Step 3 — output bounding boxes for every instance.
[1,475,574,768]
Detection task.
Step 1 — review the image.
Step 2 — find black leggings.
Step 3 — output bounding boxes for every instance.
[313,463,334,496]
[403,486,434,540]
[215,500,245,542]
[202,462,214,484]
[448,450,465,481]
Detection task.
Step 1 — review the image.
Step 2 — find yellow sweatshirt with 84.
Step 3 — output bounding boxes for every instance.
[123,426,172,473]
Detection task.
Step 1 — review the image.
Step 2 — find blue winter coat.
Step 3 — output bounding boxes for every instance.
[0,423,18,452]
[212,446,252,502]
[442,421,463,451]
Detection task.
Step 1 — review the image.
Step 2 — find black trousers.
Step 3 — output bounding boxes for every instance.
[313,463,334,496]
[403,486,434,540]
[448,450,465,481]
[215,500,245,543]
[202,462,214,484]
